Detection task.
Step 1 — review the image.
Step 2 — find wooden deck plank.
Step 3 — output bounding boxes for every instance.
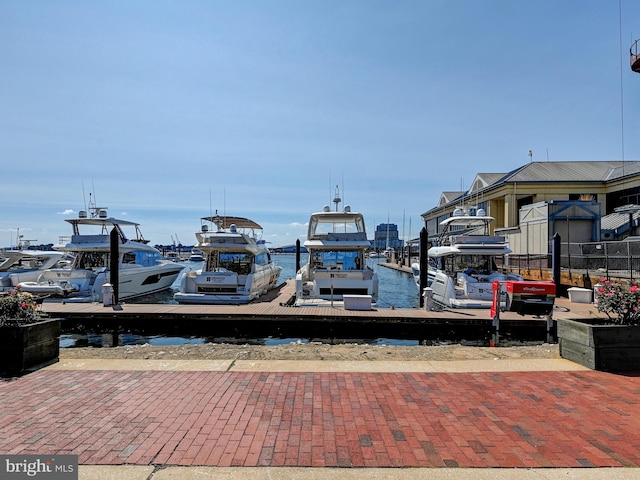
[39,279,605,332]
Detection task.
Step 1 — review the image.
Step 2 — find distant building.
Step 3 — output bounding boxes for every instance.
[419,160,640,257]
[373,223,404,250]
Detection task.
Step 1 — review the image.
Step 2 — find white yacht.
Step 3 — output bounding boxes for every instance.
[189,249,205,262]
[428,206,522,308]
[410,261,436,291]
[0,250,71,293]
[174,214,282,305]
[18,205,184,302]
[295,188,379,307]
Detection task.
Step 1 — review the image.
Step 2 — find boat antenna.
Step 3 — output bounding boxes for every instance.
[209,187,214,230]
[82,180,87,213]
[333,185,341,212]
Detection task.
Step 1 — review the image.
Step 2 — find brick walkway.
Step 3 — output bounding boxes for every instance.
[1,369,639,468]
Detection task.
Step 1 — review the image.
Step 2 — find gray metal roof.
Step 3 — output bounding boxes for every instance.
[471,173,507,190]
[601,205,640,231]
[505,161,640,183]
[438,191,464,206]
[422,160,640,218]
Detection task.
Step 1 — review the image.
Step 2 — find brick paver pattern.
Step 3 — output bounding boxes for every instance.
[1,369,639,467]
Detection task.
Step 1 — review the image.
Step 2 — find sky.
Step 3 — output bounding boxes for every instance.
[2,0,640,249]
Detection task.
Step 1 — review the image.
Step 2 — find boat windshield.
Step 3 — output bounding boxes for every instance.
[123,251,164,267]
[207,252,253,275]
[312,250,363,271]
[441,255,498,274]
[73,252,109,269]
[309,213,366,237]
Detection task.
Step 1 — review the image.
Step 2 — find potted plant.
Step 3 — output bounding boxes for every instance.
[557,279,640,371]
[0,286,60,375]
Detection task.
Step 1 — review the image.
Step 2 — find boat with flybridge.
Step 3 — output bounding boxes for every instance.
[421,205,523,308]
[174,213,281,305]
[295,187,378,307]
[18,199,183,302]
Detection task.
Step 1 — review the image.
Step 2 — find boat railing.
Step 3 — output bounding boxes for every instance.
[71,234,110,244]
[632,38,640,73]
[449,234,505,245]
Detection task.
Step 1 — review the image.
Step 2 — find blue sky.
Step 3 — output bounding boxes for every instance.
[2,0,640,249]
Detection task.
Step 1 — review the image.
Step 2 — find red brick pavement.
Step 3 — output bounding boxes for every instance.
[0,369,639,468]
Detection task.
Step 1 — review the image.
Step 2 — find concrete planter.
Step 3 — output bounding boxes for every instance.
[557,318,640,371]
[0,318,60,375]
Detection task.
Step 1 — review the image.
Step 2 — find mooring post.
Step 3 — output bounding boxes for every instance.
[546,314,554,343]
[490,280,501,346]
[110,227,119,305]
[492,317,500,347]
[419,227,429,308]
[552,232,561,289]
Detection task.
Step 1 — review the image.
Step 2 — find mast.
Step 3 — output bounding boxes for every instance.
[386,213,390,250]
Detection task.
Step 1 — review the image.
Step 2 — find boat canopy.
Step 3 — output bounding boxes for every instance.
[202,216,263,230]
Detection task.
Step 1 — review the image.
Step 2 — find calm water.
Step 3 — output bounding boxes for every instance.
[131,254,421,308]
[60,254,424,348]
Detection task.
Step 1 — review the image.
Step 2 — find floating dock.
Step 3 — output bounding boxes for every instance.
[41,281,605,344]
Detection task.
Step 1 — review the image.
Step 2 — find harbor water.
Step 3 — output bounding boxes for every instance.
[130,254,420,309]
[61,254,423,348]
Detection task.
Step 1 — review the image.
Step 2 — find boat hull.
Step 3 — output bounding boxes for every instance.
[175,265,281,305]
[22,263,184,303]
[430,270,522,309]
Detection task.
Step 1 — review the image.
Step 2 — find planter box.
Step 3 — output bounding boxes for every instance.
[0,318,60,375]
[557,318,640,371]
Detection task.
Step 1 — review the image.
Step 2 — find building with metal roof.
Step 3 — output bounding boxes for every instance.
[420,160,640,256]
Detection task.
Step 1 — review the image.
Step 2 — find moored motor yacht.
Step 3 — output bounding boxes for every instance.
[189,249,205,262]
[18,203,184,302]
[0,250,71,293]
[174,214,282,305]
[295,188,378,307]
[427,206,522,308]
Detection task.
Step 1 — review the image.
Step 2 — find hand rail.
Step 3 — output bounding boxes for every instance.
[631,39,640,72]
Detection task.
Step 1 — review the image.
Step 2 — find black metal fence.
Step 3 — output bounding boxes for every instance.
[507,240,640,281]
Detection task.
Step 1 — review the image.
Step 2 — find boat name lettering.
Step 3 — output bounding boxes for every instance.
[204,276,234,284]
[522,286,549,293]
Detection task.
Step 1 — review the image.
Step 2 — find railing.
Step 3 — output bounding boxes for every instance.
[507,240,640,281]
[631,39,640,72]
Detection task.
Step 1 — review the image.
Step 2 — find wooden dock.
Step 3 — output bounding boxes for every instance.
[40,280,606,344]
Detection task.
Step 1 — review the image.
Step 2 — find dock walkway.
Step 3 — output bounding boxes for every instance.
[40,280,603,325]
[40,280,605,348]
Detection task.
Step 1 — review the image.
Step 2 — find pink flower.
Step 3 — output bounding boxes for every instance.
[631,285,638,292]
